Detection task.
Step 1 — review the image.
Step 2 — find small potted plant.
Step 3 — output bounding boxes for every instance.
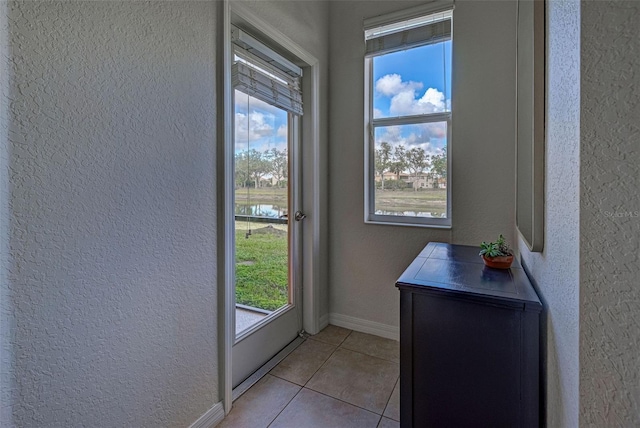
[479,234,514,269]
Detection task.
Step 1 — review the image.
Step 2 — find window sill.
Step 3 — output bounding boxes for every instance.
[364,219,452,229]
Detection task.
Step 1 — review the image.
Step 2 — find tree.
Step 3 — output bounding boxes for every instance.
[389,145,407,182]
[406,147,430,191]
[235,149,269,188]
[235,150,250,188]
[430,148,447,188]
[265,148,288,188]
[248,149,270,188]
[375,142,392,190]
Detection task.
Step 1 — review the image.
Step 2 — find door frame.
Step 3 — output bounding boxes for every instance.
[221,0,322,414]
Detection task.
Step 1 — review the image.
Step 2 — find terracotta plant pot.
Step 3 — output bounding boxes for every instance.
[482,254,514,269]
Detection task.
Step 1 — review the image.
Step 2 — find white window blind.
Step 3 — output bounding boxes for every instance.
[231,28,303,116]
[365,10,452,57]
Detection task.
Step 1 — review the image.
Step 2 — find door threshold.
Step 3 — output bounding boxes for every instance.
[232,335,305,402]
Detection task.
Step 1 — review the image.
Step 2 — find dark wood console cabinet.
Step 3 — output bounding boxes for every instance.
[396,242,542,428]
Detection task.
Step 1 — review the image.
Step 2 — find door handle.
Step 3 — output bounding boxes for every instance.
[294,211,307,221]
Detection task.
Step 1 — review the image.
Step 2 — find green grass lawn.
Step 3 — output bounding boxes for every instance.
[235,223,289,311]
[235,186,447,214]
[375,188,447,215]
[235,189,289,311]
[235,187,288,205]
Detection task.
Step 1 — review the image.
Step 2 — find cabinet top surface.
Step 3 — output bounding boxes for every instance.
[396,242,542,310]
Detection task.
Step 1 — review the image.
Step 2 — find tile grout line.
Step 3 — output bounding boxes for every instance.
[268,372,305,387]
[338,344,400,365]
[233,336,305,402]
[264,379,305,428]
[266,329,398,425]
[267,332,348,388]
[300,385,386,418]
[310,331,400,364]
[265,330,353,427]
[303,330,399,416]
[381,376,400,422]
[309,327,400,365]
[339,333,400,364]
[320,328,400,364]
[265,331,361,428]
[299,330,353,389]
[306,330,351,347]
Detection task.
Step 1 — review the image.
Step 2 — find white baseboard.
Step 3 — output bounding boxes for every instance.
[318,313,329,331]
[189,401,225,428]
[329,313,399,341]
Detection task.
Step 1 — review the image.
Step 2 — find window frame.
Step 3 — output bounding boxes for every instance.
[364,9,453,228]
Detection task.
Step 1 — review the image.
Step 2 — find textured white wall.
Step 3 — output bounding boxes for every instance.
[0,1,11,426]
[3,1,218,426]
[580,1,640,426]
[517,1,580,426]
[328,0,517,329]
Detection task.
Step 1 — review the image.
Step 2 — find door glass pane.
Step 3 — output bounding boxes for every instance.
[373,123,448,218]
[234,90,291,336]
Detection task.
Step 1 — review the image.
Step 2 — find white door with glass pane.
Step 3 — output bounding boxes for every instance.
[230,38,304,388]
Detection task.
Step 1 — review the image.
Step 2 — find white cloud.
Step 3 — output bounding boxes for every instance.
[418,88,445,112]
[375,74,423,97]
[234,112,289,154]
[420,122,447,140]
[377,126,431,151]
[375,122,447,157]
[235,111,276,145]
[375,74,449,117]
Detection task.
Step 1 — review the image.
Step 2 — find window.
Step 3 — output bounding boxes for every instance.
[364,6,453,227]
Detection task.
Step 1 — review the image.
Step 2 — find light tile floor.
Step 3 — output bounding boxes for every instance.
[219,325,400,428]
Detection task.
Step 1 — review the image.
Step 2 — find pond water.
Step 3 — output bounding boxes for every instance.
[375,209,446,218]
[235,203,445,218]
[235,204,287,218]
